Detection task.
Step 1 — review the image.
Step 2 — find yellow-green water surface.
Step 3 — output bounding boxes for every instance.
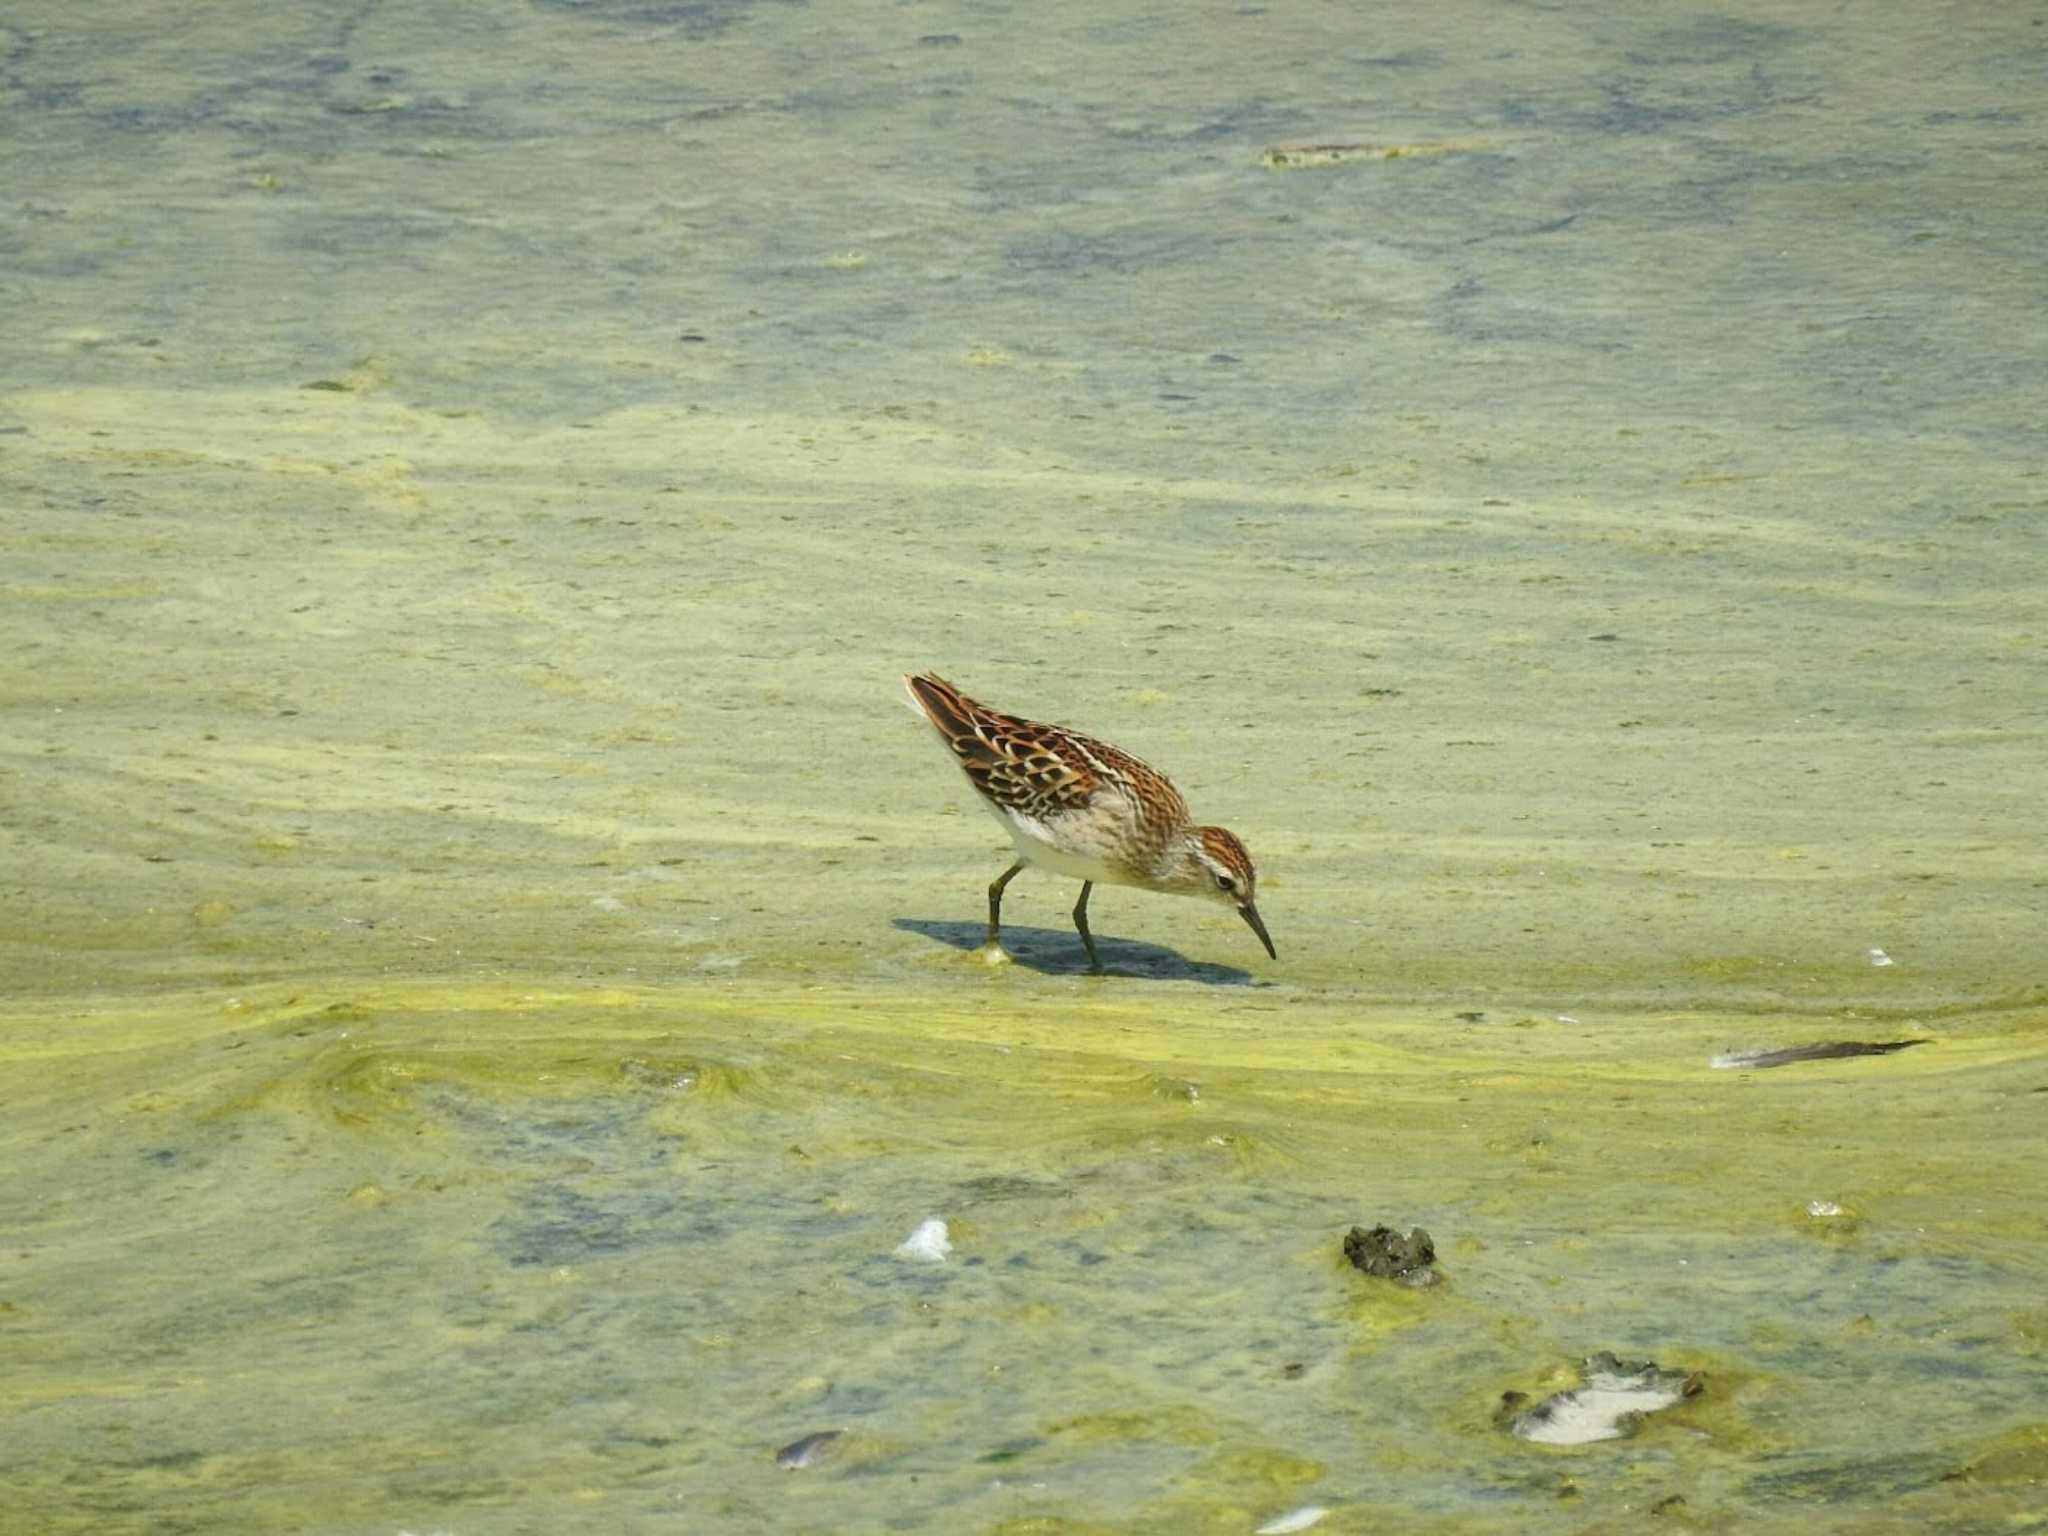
[4,2,2045,1532]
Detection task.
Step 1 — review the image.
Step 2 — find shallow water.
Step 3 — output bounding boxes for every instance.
[4,1,2046,1532]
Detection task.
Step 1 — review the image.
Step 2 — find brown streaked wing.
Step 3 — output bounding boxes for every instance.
[911,674,1187,831]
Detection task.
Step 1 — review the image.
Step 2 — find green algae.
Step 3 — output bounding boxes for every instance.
[4,980,2043,1531]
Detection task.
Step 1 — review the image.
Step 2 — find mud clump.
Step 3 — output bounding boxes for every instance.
[1342,1224,1438,1287]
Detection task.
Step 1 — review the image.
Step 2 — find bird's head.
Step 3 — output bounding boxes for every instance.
[1175,825,1275,959]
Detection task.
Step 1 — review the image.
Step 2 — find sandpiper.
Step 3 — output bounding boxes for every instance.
[902,671,1274,972]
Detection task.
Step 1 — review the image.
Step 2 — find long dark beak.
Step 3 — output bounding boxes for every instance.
[1238,902,1276,960]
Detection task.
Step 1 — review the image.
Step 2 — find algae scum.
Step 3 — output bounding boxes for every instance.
[5,0,2048,1531]
[7,984,2045,1533]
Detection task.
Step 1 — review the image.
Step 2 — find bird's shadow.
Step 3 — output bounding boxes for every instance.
[894,918,1257,985]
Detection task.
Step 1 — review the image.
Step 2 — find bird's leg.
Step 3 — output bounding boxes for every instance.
[986,861,1025,954]
[1072,880,1103,974]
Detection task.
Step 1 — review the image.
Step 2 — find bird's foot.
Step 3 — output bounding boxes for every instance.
[977,942,1013,968]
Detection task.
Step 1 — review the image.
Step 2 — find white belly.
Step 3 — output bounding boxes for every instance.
[989,802,1142,888]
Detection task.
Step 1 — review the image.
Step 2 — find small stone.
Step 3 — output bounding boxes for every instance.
[775,1430,841,1469]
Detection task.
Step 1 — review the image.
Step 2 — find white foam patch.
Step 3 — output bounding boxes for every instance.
[895,1217,951,1262]
[1512,1366,1688,1445]
[1256,1505,1330,1534]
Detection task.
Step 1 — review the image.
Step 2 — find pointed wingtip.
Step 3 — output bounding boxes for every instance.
[903,670,956,721]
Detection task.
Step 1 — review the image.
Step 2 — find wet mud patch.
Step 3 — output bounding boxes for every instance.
[1742,1450,1958,1503]
[1262,139,1488,168]
[1712,1038,1931,1069]
[531,0,804,39]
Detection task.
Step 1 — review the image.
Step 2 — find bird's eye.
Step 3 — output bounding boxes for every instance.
[1215,874,1236,893]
